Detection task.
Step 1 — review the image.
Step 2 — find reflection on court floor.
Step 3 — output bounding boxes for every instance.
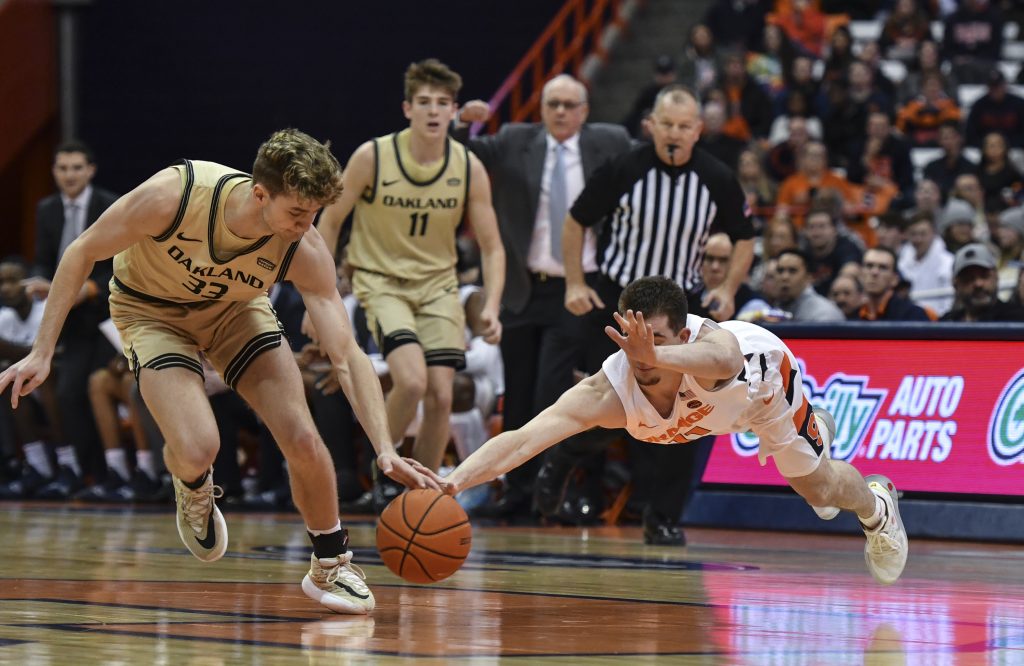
[0,504,1021,664]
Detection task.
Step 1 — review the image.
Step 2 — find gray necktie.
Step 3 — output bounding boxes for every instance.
[58,201,81,262]
[548,143,568,259]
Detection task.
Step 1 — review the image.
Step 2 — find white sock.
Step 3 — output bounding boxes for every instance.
[307,520,342,537]
[104,448,130,480]
[23,441,52,478]
[136,450,157,480]
[55,446,81,476]
[860,492,887,530]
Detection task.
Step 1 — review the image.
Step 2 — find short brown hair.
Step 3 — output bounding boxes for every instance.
[404,59,462,101]
[252,128,343,205]
[618,276,689,332]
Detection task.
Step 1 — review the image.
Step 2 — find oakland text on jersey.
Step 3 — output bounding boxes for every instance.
[167,245,265,288]
[381,195,459,209]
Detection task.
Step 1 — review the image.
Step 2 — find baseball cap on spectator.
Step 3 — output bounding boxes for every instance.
[654,55,675,75]
[998,207,1024,239]
[952,243,996,277]
[988,69,1006,87]
[938,198,975,234]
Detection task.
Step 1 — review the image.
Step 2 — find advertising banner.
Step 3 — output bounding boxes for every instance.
[702,338,1024,495]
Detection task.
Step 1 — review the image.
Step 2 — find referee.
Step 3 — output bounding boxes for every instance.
[537,85,755,544]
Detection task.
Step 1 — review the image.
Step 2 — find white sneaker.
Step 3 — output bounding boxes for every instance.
[810,407,840,520]
[862,474,908,585]
[302,552,375,614]
[172,471,227,562]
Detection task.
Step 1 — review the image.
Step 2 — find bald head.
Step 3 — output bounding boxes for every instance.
[701,233,733,289]
[541,74,589,143]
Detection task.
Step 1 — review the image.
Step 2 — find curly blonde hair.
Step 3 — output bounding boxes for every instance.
[252,129,343,205]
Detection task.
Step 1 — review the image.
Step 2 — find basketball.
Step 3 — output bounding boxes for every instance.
[376,489,472,583]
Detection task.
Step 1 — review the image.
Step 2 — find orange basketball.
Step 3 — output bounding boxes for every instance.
[376,489,472,583]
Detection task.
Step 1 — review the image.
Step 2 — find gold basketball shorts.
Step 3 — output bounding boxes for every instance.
[108,282,284,389]
[351,268,465,369]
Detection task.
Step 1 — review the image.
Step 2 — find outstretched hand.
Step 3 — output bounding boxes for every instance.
[605,310,658,367]
[376,453,445,491]
[0,351,51,409]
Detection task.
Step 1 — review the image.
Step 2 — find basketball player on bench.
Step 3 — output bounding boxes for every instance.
[0,129,441,614]
[442,277,909,585]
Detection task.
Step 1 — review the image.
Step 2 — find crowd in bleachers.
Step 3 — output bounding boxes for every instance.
[632,0,1024,325]
[2,0,1024,525]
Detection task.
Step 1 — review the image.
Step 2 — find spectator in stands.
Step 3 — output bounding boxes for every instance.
[923,121,979,193]
[966,70,1024,148]
[737,148,778,223]
[748,23,794,94]
[772,0,827,58]
[25,141,119,497]
[822,24,856,86]
[703,0,768,51]
[903,178,943,220]
[1010,266,1024,309]
[951,173,992,240]
[828,274,866,320]
[856,39,899,100]
[803,204,864,296]
[622,55,678,139]
[942,0,1006,84]
[768,89,823,145]
[994,206,1024,283]
[0,256,61,500]
[776,142,857,228]
[857,247,932,320]
[978,131,1024,204]
[719,52,774,145]
[847,110,915,205]
[941,242,1024,320]
[896,72,962,147]
[776,55,820,119]
[680,24,721,100]
[880,0,933,61]
[766,115,817,182]
[821,74,883,172]
[751,212,799,285]
[898,211,955,314]
[898,40,959,107]
[772,248,846,321]
[692,233,770,322]
[876,212,908,252]
[698,101,747,170]
[938,198,979,253]
[75,354,162,502]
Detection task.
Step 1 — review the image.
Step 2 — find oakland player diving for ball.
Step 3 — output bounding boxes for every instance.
[442,276,909,585]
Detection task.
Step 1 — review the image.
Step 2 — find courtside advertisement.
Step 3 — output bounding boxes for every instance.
[702,339,1024,495]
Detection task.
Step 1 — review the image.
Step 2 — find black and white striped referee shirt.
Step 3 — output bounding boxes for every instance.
[570,143,754,292]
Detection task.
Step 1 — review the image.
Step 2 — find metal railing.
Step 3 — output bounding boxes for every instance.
[474,0,628,136]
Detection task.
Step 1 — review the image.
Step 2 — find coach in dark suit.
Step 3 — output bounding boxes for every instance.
[455,75,632,519]
[26,140,119,494]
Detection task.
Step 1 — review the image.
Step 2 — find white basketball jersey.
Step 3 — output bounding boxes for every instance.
[602,314,804,445]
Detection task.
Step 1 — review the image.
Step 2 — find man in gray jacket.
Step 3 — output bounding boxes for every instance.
[773,249,845,322]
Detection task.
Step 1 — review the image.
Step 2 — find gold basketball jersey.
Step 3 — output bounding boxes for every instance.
[112,160,300,304]
[348,128,469,280]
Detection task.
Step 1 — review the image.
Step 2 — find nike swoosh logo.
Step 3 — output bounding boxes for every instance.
[176,231,202,243]
[763,390,775,405]
[195,511,217,550]
[339,581,370,599]
[382,179,400,187]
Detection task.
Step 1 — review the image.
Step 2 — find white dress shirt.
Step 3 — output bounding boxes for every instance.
[527,133,598,275]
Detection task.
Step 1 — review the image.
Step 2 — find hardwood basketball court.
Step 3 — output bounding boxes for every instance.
[0,503,1021,664]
